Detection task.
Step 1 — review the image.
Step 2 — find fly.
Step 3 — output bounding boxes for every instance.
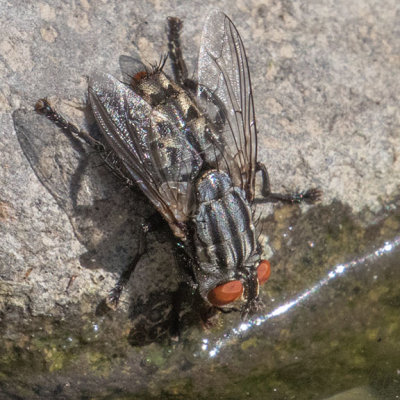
[35,11,321,320]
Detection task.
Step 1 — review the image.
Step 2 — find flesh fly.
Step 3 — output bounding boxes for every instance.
[36,11,320,320]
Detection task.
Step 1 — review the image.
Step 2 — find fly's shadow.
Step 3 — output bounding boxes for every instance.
[13,106,148,269]
[12,104,199,346]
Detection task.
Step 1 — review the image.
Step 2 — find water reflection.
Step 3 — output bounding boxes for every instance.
[203,236,400,358]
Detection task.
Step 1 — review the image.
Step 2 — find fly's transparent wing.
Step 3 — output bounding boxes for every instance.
[89,73,202,239]
[197,11,257,202]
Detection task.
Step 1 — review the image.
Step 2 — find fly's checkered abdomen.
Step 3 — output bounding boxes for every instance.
[135,71,219,168]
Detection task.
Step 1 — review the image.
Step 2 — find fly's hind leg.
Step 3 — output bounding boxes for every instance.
[35,98,103,150]
[255,162,322,204]
[35,98,135,186]
[167,17,197,90]
[167,17,188,86]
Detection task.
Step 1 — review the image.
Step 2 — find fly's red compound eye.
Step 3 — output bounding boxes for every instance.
[207,280,243,306]
[257,260,271,285]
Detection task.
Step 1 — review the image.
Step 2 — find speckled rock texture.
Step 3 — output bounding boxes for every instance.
[1,1,399,399]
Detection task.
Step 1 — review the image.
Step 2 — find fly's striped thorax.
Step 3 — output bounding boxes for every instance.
[193,170,257,274]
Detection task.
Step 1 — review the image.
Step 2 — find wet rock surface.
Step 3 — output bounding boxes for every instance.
[1,0,399,399]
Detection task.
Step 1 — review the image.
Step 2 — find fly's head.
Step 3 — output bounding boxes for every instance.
[194,256,271,319]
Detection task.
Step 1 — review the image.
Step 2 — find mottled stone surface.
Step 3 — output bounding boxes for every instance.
[1,0,399,399]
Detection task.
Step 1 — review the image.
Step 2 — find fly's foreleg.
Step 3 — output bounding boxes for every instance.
[255,162,322,204]
[106,222,150,310]
[106,213,169,309]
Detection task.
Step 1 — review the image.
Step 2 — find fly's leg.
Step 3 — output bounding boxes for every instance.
[106,222,150,309]
[35,98,136,186]
[168,281,190,341]
[255,162,322,204]
[167,17,188,86]
[175,239,224,327]
[241,274,263,319]
[107,213,169,309]
[172,239,220,333]
[35,98,103,150]
[167,17,197,91]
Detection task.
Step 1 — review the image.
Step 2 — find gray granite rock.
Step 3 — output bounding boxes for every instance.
[1,0,399,399]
